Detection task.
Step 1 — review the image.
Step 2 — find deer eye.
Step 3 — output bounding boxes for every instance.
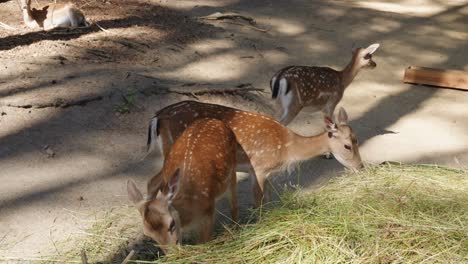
[169,219,176,234]
[344,144,351,150]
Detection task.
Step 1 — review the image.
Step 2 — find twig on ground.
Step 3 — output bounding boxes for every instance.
[66,43,112,59]
[0,257,80,263]
[95,22,115,34]
[106,39,147,52]
[198,12,256,24]
[220,20,268,33]
[3,95,103,109]
[0,22,16,31]
[121,250,135,264]
[162,85,265,99]
[198,12,268,33]
[81,249,88,264]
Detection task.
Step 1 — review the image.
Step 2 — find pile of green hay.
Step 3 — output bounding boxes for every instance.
[42,164,467,263]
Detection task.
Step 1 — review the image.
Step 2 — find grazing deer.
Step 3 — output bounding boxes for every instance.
[20,0,89,30]
[147,101,363,207]
[270,43,380,124]
[128,118,238,252]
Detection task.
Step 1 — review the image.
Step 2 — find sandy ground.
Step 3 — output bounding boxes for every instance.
[1,0,468,260]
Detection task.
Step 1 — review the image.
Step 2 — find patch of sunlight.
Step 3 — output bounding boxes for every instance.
[368,17,401,33]
[0,152,114,192]
[0,109,57,144]
[361,115,468,164]
[262,50,289,65]
[306,40,337,54]
[267,17,306,36]
[442,29,468,40]
[188,39,235,53]
[354,0,467,16]
[165,53,249,81]
[391,43,450,66]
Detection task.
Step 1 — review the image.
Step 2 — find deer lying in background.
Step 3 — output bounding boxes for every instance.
[20,0,89,30]
[147,101,363,207]
[270,43,380,125]
[128,118,238,252]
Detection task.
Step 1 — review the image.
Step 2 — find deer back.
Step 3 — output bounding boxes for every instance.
[272,66,342,107]
[160,117,237,204]
[150,101,312,172]
[149,101,363,173]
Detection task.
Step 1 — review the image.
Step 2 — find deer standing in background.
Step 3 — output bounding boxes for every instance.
[147,101,363,207]
[20,0,89,30]
[270,43,380,124]
[128,118,238,253]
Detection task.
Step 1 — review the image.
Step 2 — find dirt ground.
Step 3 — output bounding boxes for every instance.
[1,0,468,260]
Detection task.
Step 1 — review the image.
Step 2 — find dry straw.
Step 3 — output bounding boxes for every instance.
[23,164,467,263]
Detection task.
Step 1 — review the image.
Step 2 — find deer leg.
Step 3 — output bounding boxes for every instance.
[199,207,214,243]
[322,95,342,118]
[252,170,269,208]
[279,103,302,125]
[228,168,239,223]
[70,11,79,28]
[322,97,341,159]
[274,81,302,125]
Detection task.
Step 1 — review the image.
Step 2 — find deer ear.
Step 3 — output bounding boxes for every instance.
[167,168,181,202]
[365,43,380,55]
[324,116,337,132]
[127,179,144,204]
[337,107,348,125]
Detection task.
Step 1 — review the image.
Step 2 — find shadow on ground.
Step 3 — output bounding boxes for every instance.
[1,0,467,259]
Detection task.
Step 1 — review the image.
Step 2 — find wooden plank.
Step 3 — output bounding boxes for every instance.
[403,66,468,91]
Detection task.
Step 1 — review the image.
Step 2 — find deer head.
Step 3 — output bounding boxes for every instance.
[352,43,380,69]
[127,170,182,253]
[325,107,363,171]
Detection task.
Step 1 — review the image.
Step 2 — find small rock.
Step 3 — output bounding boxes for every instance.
[1,112,6,116]
[51,80,57,84]
[78,196,84,201]
[43,145,55,158]
[275,46,288,52]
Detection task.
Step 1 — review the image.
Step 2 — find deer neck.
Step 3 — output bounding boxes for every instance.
[340,54,361,89]
[287,132,330,162]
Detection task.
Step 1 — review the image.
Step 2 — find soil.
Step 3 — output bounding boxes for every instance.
[1,0,467,259]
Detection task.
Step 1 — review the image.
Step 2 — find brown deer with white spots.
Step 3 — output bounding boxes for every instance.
[147,101,363,207]
[20,0,89,30]
[128,118,238,252]
[270,43,380,124]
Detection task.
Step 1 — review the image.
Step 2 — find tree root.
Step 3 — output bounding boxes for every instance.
[198,12,268,33]
[3,95,103,109]
[152,83,265,99]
